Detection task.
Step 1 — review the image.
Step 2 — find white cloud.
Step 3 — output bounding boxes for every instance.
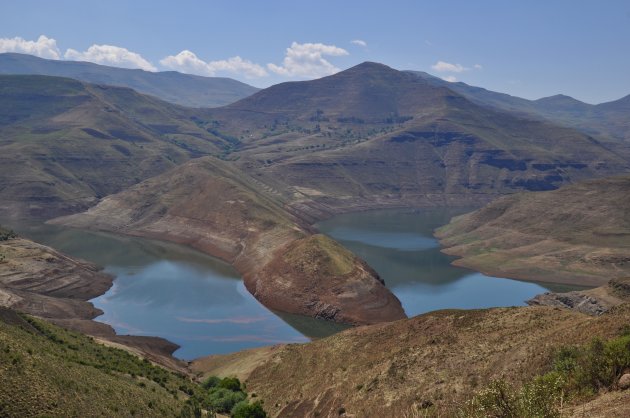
[350,39,367,47]
[432,61,466,73]
[431,60,483,74]
[64,44,156,71]
[160,50,267,78]
[442,76,457,82]
[0,35,61,59]
[267,42,349,78]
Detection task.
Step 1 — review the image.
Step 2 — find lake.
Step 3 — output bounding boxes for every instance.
[9,208,579,359]
[316,208,582,317]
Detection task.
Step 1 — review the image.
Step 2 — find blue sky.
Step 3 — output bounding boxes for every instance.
[1,0,629,103]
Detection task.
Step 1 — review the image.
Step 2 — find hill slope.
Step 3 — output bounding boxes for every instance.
[436,175,630,286]
[0,74,232,219]
[409,70,630,143]
[0,52,258,107]
[51,157,406,326]
[193,304,630,417]
[203,62,630,215]
[0,308,195,417]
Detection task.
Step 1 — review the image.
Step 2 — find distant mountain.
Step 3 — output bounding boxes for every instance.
[0,53,258,107]
[225,62,452,120]
[0,74,231,219]
[200,62,630,216]
[407,70,630,143]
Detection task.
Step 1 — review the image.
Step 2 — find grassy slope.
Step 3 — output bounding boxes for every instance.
[0,308,196,417]
[436,175,630,286]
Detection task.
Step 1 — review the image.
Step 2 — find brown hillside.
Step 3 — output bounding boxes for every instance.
[436,175,630,286]
[52,157,405,325]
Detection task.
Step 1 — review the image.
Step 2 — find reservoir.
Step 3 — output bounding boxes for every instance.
[316,208,581,317]
[12,208,579,359]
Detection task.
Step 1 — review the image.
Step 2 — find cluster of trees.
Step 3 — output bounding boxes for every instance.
[180,376,266,418]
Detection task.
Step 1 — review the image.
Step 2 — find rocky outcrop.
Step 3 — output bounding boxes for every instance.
[528,292,611,316]
[0,236,112,319]
[245,235,405,325]
[528,277,630,316]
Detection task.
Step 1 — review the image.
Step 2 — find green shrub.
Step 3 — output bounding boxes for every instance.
[219,377,242,392]
[202,376,221,389]
[464,332,630,417]
[204,388,246,413]
[231,400,267,418]
[0,226,16,241]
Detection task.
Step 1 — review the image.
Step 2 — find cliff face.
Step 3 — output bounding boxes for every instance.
[51,157,406,325]
[436,175,630,287]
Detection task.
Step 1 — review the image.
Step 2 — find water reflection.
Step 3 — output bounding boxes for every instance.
[316,208,587,317]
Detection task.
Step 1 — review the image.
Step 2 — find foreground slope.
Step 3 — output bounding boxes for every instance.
[0,52,259,107]
[52,157,405,325]
[0,308,197,417]
[193,304,630,417]
[437,175,630,286]
[0,74,230,219]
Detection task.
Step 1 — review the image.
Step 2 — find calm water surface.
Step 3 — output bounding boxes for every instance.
[316,208,584,317]
[11,223,347,359]
[9,208,582,359]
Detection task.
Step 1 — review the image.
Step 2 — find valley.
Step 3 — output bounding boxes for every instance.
[1,51,630,417]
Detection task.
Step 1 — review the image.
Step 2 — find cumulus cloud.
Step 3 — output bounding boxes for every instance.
[431,60,483,74]
[160,50,267,78]
[442,75,457,82]
[267,42,349,78]
[350,39,367,47]
[64,44,157,71]
[0,35,61,59]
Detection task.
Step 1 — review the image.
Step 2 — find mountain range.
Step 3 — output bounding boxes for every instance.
[0,52,258,107]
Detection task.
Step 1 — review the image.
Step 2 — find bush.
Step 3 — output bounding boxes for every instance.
[204,388,246,413]
[219,377,242,392]
[231,400,267,418]
[202,376,221,389]
[464,333,630,417]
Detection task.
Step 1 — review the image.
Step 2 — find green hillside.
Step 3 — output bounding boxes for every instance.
[0,308,194,417]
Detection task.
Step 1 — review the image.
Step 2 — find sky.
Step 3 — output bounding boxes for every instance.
[1,0,629,104]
